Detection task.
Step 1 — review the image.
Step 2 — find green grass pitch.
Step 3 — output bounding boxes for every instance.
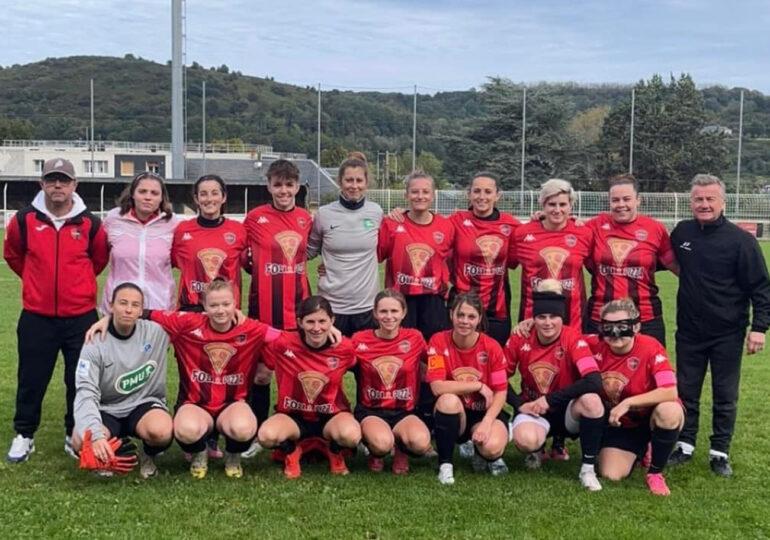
[0,234,768,539]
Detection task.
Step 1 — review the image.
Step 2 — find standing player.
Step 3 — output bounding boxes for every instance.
[242,159,313,458]
[584,174,678,345]
[73,283,173,478]
[588,299,683,496]
[258,296,360,478]
[352,290,430,474]
[427,293,509,485]
[307,153,383,336]
[4,157,109,463]
[511,179,593,330]
[172,174,247,311]
[505,281,605,491]
[449,172,520,347]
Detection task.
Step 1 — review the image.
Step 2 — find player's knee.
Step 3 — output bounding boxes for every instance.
[577,393,604,418]
[365,430,394,455]
[513,427,541,453]
[477,440,505,460]
[224,417,257,442]
[435,393,463,414]
[652,402,683,430]
[336,421,362,447]
[598,463,626,482]
[142,421,173,446]
[403,429,432,455]
[174,421,207,443]
[257,422,280,448]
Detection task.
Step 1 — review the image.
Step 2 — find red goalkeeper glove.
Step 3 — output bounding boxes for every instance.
[78,430,138,474]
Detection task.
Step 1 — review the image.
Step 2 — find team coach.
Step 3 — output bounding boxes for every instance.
[667,174,770,477]
[3,158,108,463]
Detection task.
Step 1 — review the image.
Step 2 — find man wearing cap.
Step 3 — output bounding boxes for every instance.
[3,158,109,463]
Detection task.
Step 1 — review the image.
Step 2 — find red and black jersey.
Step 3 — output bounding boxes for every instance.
[511,220,593,328]
[450,210,520,319]
[352,328,427,411]
[262,332,355,421]
[149,310,279,416]
[378,213,455,297]
[504,325,598,403]
[585,213,675,323]
[171,217,247,310]
[585,334,676,427]
[244,204,312,329]
[425,330,508,411]
[4,206,108,317]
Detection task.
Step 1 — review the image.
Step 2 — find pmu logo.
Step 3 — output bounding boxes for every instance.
[115,361,157,394]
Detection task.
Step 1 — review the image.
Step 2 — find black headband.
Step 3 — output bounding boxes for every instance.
[532,291,566,319]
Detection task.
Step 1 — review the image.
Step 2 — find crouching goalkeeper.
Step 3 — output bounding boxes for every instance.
[73,282,173,477]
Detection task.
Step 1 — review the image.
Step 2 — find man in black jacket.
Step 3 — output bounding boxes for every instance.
[667,174,770,477]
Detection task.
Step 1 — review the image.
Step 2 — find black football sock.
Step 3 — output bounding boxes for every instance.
[649,427,680,474]
[434,411,461,465]
[418,382,436,432]
[224,435,252,454]
[177,434,208,454]
[143,439,172,457]
[552,435,566,451]
[277,439,297,454]
[578,415,604,465]
[250,383,271,426]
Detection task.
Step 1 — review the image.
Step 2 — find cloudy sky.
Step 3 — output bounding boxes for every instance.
[3,0,768,92]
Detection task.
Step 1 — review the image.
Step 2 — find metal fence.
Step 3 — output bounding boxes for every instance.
[366,189,770,236]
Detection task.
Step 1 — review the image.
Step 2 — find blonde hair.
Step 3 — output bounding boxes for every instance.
[201,279,234,304]
[404,170,435,192]
[600,298,640,320]
[539,178,576,206]
[535,279,563,294]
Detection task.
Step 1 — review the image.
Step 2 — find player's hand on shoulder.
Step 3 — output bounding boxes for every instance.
[512,319,534,338]
[85,316,111,343]
[388,207,406,223]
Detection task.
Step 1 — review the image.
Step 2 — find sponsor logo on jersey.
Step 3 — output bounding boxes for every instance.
[399,340,411,353]
[372,356,403,389]
[35,224,48,232]
[597,265,644,279]
[433,231,445,244]
[606,238,638,265]
[182,233,192,241]
[203,342,236,374]
[406,243,435,277]
[635,229,648,241]
[529,361,559,394]
[297,371,329,403]
[452,366,482,382]
[76,359,90,376]
[539,246,569,278]
[197,248,227,279]
[654,354,667,365]
[365,386,413,401]
[627,356,640,370]
[274,230,303,262]
[475,235,503,267]
[477,351,488,365]
[70,228,82,240]
[500,224,511,236]
[115,361,158,395]
[524,234,536,243]
[257,216,269,224]
[601,371,629,404]
[565,234,577,248]
[363,218,375,230]
[224,232,236,245]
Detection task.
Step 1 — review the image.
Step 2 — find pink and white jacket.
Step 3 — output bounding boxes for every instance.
[101,207,179,314]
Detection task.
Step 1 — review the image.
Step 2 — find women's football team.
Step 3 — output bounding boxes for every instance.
[77,154,683,495]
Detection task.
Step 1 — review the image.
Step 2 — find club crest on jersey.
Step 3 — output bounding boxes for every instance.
[197,248,227,279]
[565,234,577,248]
[373,356,403,389]
[635,229,648,241]
[452,366,482,383]
[433,231,444,244]
[606,238,637,265]
[203,342,236,375]
[476,235,503,267]
[70,228,82,240]
[477,351,488,365]
[274,230,302,262]
[602,371,629,404]
[298,217,307,228]
[539,246,569,279]
[499,224,511,236]
[554,346,565,360]
[406,243,435,277]
[236,334,247,344]
[223,232,236,245]
[115,361,157,395]
[399,340,411,353]
[327,357,339,369]
[143,343,152,353]
[627,356,640,370]
[529,361,559,394]
[297,371,329,403]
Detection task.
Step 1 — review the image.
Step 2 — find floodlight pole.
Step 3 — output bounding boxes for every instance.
[412,85,417,172]
[519,87,526,207]
[202,80,206,175]
[317,83,321,203]
[736,89,744,214]
[629,87,635,175]
[90,78,95,178]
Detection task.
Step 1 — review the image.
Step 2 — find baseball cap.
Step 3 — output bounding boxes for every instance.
[42,158,76,180]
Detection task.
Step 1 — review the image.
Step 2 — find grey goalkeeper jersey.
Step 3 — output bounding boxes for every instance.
[74,319,169,441]
[307,198,383,314]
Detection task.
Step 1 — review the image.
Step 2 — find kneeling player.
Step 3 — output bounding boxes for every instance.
[352,289,430,474]
[505,282,605,491]
[257,296,360,478]
[427,293,509,485]
[590,299,684,495]
[73,283,173,478]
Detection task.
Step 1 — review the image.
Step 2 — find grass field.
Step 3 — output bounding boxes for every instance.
[1,235,769,539]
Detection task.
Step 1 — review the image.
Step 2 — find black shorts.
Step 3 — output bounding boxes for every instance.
[101,402,167,439]
[403,294,450,341]
[486,316,512,349]
[601,422,652,457]
[459,408,510,443]
[334,310,375,338]
[288,412,341,439]
[583,316,666,347]
[354,406,415,429]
